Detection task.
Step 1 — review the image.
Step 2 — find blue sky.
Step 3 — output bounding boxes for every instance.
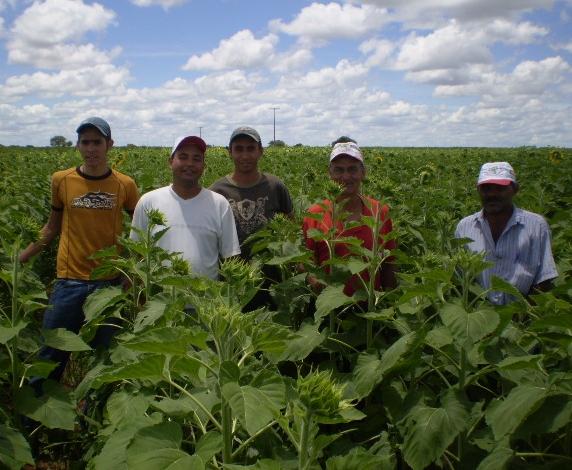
[0,0,571,147]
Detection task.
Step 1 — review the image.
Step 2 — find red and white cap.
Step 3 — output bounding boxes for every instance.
[330,142,363,163]
[477,162,517,186]
[171,135,207,157]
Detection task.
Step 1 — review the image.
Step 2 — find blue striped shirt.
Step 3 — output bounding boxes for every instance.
[455,206,558,305]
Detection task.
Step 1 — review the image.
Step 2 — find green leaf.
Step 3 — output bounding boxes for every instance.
[128,450,204,470]
[91,414,162,470]
[272,322,326,362]
[440,302,499,349]
[133,300,167,332]
[194,431,222,462]
[220,360,240,385]
[127,421,182,460]
[353,332,418,399]
[124,326,208,354]
[496,355,543,371]
[314,285,354,322]
[476,441,513,470]
[43,328,92,352]
[326,446,394,470]
[402,389,469,470]
[0,424,34,470]
[94,354,166,386]
[106,390,152,428]
[0,320,28,344]
[513,395,572,439]
[222,375,285,436]
[486,384,547,440]
[530,314,572,331]
[83,286,125,321]
[14,381,75,430]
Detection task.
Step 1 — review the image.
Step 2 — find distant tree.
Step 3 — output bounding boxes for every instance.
[293,143,304,147]
[50,135,72,147]
[331,135,357,147]
[268,140,287,147]
[126,143,137,148]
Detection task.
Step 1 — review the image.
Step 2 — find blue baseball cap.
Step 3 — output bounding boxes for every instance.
[76,117,111,138]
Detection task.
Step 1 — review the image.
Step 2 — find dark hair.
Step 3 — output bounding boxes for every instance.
[331,135,357,147]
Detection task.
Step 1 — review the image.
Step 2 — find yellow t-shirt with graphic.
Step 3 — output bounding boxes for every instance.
[51,167,139,280]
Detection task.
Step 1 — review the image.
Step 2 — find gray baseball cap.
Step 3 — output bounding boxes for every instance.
[229,126,261,146]
[76,117,111,138]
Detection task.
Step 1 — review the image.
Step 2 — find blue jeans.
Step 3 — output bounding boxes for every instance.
[37,278,120,387]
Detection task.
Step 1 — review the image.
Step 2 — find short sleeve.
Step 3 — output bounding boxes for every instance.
[124,178,140,212]
[278,181,293,215]
[533,219,558,285]
[50,172,64,211]
[219,201,241,258]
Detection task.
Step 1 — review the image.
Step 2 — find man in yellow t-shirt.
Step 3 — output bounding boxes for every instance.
[20,117,139,388]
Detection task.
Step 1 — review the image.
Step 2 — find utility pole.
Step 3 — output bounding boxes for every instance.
[198,126,204,138]
[270,107,280,142]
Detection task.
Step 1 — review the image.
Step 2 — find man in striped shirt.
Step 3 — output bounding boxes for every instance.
[455,162,558,305]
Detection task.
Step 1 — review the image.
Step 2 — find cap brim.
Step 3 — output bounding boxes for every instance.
[330,153,363,163]
[76,123,110,138]
[173,136,207,155]
[478,178,513,186]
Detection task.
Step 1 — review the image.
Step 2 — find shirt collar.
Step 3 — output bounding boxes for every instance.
[474,205,522,227]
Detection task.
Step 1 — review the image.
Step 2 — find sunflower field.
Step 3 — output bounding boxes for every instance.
[1,144,571,469]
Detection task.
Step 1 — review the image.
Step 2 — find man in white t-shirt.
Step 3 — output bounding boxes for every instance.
[130,135,240,279]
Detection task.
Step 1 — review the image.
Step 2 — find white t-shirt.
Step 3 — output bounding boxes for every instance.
[130,185,240,280]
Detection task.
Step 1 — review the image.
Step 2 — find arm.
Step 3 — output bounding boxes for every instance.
[19,209,63,263]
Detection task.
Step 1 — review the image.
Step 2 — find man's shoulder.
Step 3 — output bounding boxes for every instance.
[52,167,77,181]
[139,185,171,202]
[201,187,232,205]
[516,208,548,225]
[210,175,232,190]
[456,211,481,230]
[261,173,288,188]
[110,169,137,185]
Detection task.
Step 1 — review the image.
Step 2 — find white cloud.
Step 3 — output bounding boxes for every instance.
[8,0,117,69]
[11,0,115,47]
[554,41,572,53]
[130,0,188,8]
[270,2,389,44]
[355,0,554,22]
[390,19,547,75]
[359,38,394,67]
[394,22,491,71]
[279,59,369,91]
[270,48,313,73]
[182,30,278,71]
[435,56,571,97]
[0,64,130,100]
[8,41,121,69]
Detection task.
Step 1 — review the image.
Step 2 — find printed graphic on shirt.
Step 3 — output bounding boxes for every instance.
[229,196,268,235]
[71,191,116,210]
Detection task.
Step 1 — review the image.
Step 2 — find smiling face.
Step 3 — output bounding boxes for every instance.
[228,136,263,175]
[478,183,517,215]
[329,155,365,197]
[76,127,113,173]
[170,143,205,189]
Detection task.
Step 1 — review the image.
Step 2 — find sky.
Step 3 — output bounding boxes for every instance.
[0,0,571,147]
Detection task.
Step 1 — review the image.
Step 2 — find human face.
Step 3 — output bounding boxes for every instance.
[478,183,516,215]
[76,127,112,172]
[228,136,262,175]
[170,143,205,188]
[329,155,365,197]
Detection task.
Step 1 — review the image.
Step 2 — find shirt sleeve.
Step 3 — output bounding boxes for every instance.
[125,178,140,213]
[129,198,148,242]
[533,219,558,285]
[50,172,64,211]
[219,201,241,258]
[278,180,294,215]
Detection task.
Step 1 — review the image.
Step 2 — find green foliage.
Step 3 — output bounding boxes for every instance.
[1,145,572,467]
